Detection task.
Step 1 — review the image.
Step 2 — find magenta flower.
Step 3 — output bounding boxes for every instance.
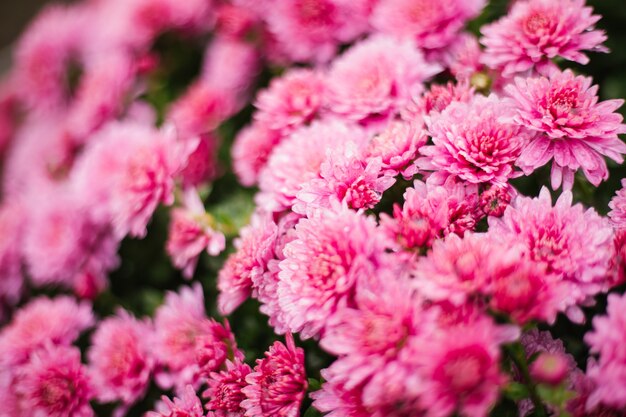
[241,334,307,417]
[609,179,626,228]
[489,188,614,315]
[506,69,626,189]
[585,293,626,410]
[147,385,205,417]
[88,309,154,408]
[372,0,486,50]
[277,207,390,338]
[203,360,252,417]
[420,94,526,185]
[15,344,94,417]
[481,0,608,77]
[0,201,25,314]
[401,80,474,121]
[479,185,513,217]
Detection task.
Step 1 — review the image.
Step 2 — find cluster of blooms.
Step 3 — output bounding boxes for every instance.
[0,285,307,417]
[1,0,626,416]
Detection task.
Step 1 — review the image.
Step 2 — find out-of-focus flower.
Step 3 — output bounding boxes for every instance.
[506,69,626,189]
[531,352,570,386]
[232,122,283,187]
[401,80,474,121]
[609,179,626,228]
[147,385,206,417]
[481,0,608,77]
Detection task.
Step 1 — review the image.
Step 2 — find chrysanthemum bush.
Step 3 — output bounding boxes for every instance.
[1,0,626,416]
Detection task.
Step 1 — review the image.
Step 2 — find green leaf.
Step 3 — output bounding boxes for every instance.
[303,406,323,417]
[503,382,530,401]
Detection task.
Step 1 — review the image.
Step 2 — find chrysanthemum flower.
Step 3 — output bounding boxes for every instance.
[241,334,307,417]
[609,179,626,228]
[88,309,154,408]
[203,360,252,416]
[506,69,626,189]
[147,385,205,417]
[420,94,526,185]
[489,188,614,314]
[232,122,283,187]
[372,0,485,50]
[0,201,25,315]
[277,207,390,338]
[14,344,94,417]
[401,81,474,121]
[481,0,608,77]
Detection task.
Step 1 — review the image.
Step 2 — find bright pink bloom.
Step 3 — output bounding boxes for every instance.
[254,68,326,133]
[311,374,375,417]
[0,296,93,367]
[372,0,485,50]
[294,143,396,215]
[277,207,390,338]
[258,120,368,211]
[401,80,474,121]
[0,202,25,315]
[381,178,480,253]
[585,293,626,409]
[147,385,205,417]
[489,188,614,313]
[481,0,608,77]
[609,179,626,228]
[262,0,371,63]
[241,334,307,417]
[408,317,517,417]
[232,122,283,187]
[364,120,427,179]
[167,189,225,279]
[326,36,441,124]
[218,213,277,315]
[530,352,570,386]
[87,309,154,407]
[420,94,525,185]
[179,133,220,187]
[14,344,93,417]
[203,360,252,416]
[506,69,626,189]
[479,185,513,217]
[214,3,259,40]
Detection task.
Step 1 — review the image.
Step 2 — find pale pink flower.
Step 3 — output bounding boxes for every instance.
[87,309,154,407]
[408,316,517,417]
[311,373,375,417]
[481,0,608,77]
[214,3,259,40]
[258,120,368,211]
[14,344,93,417]
[241,334,307,417]
[254,68,326,133]
[364,120,427,179]
[489,188,614,313]
[294,143,396,215]
[609,179,626,228]
[232,122,283,187]
[326,36,441,124]
[372,0,486,50]
[0,296,93,367]
[506,69,626,189]
[147,385,205,417]
[277,207,390,338]
[167,189,225,279]
[262,0,371,63]
[420,94,526,185]
[401,80,474,121]
[585,293,626,409]
[203,360,252,416]
[218,213,277,315]
[381,178,480,253]
[444,33,484,81]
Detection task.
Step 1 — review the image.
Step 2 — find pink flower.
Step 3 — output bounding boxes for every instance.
[530,352,570,386]
[294,143,396,215]
[585,293,626,409]
[408,316,517,417]
[203,360,252,416]
[258,120,368,211]
[14,344,93,417]
[0,201,25,315]
[364,120,427,179]
[241,334,307,417]
[326,36,441,124]
[419,94,525,185]
[506,69,626,189]
[444,33,484,81]
[488,188,614,314]
[372,0,486,50]
[401,80,474,121]
[178,133,220,187]
[147,385,205,417]
[218,213,277,315]
[277,207,390,338]
[262,0,371,63]
[254,68,326,133]
[480,0,608,77]
[87,309,154,407]
[479,185,513,217]
[0,296,93,367]
[232,122,283,187]
[311,374,374,417]
[609,179,626,228]
[167,189,225,279]
[380,178,480,253]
